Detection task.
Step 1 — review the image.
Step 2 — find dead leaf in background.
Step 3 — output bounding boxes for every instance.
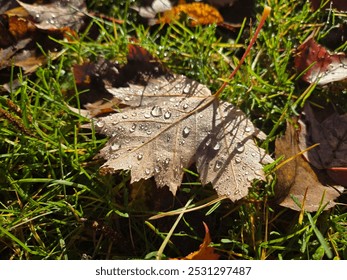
[17,0,86,30]
[75,45,273,202]
[275,120,343,212]
[158,3,224,26]
[171,222,220,260]
[298,103,347,186]
[0,0,93,86]
[294,36,347,85]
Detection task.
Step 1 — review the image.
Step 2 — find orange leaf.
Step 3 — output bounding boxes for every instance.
[158,3,224,26]
[172,222,220,260]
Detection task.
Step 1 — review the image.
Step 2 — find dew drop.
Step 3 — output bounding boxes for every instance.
[182,126,190,137]
[213,142,221,151]
[122,115,128,119]
[145,169,151,175]
[164,158,170,165]
[144,113,151,119]
[236,142,245,153]
[129,123,137,133]
[164,111,172,119]
[151,105,163,117]
[214,160,223,171]
[205,138,211,147]
[96,120,105,128]
[146,130,152,135]
[137,153,143,160]
[182,103,189,110]
[235,157,241,163]
[245,127,251,132]
[183,85,190,94]
[110,143,121,151]
[154,166,161,173]
[166,135,171,142]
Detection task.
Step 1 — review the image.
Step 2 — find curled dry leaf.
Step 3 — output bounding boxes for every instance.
[171,222,220,260]
[77,45,273,202]
[294,36,347,85]
[275,120,343,212]
[298,103,347,186]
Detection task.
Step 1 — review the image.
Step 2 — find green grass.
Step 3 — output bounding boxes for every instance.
[0,0,346,259]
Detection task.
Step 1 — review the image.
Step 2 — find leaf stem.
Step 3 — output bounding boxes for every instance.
[214,6,271,98]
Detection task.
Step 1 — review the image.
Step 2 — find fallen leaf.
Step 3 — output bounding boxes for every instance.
[134,0,254,25]
[76,45,273,202]
[298,103,347,186]
[157,2,224,26]
[294,36,347,85]
[171,222,220,260]
[275,120,343,212]
[17,0,86,30]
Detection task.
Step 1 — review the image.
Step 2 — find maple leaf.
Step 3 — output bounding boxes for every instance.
[275,120,343,212]
[77,44,273,202]
[294,36,347,85]
[171,222,220,260]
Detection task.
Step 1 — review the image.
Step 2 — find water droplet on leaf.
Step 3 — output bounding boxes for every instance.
[151,106,163,117]
[236,142,245,153]
[214,160,223,171]
[110,143,121,151]
[96,120,105,128]
[213,142,221,151]
[182,126,190,137]
[164,111,172,119]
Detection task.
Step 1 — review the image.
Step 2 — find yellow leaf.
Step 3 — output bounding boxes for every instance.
[158,3,224,26]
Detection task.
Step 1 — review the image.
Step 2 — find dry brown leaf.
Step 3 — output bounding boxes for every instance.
[82,63,272,201]
[275,120,343,212]
[171,222,220,260]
